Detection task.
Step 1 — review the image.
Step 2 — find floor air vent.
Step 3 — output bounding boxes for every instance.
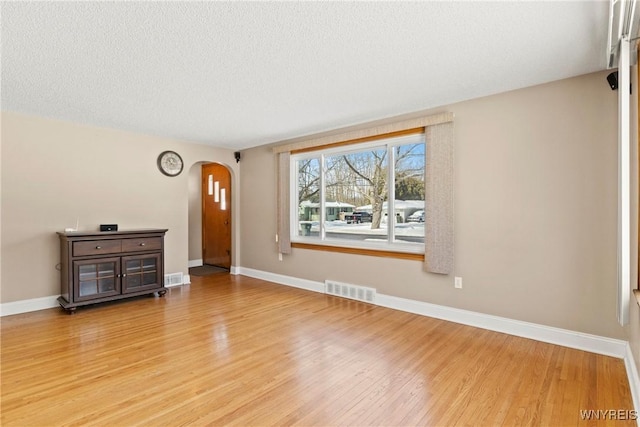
[164,272,183,287]
[325,280,376,303]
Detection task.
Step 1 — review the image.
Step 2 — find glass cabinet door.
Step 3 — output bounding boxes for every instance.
[73,258,121,301]
[121,253,161,294]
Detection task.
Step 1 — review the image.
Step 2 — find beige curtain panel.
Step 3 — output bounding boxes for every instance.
[424,121,454,274]
[277,151,292,254]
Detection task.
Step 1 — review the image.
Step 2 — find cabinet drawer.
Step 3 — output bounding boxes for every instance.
[122,237,162,252]
[73,240,122,257]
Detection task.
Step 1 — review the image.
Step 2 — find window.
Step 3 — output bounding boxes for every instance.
[291,132,426,253]
[276,113,453,272]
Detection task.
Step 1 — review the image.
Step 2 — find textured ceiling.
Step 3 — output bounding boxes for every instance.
[1,1,609,150]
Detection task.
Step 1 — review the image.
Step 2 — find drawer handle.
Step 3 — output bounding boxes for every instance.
[95,246,102,249]
[139,243,146,246]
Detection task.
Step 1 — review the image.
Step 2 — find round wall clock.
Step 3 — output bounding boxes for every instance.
[157,150,184,177]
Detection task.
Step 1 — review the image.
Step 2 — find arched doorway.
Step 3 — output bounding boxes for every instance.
[188,161,233,272]
[201,162,232,269]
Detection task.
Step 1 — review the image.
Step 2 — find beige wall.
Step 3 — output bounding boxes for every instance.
[630,63,640,375]
[630,298,640,374]
[240,70,629,340]
[188,163,203,263]
[0,116,3,298]
[1,70,637,362]
[0,112,240,303]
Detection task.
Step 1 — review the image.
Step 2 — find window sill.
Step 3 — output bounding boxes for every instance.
[634,289,640,307]
[291,242,424,261]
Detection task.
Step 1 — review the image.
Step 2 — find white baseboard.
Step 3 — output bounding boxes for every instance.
[230,266,240,275]
[0,295,59,317]
[624,343,640,416]
[239,267,640,413]
[236,267,628,359]
[376,293,628,358]
[3,272,191,315]
[239,267,325,293]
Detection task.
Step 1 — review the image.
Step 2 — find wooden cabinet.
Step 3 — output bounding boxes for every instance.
[57,229,168,313]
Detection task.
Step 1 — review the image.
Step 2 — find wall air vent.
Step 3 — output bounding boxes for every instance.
[164,272,183,287]
[325,280,376,304]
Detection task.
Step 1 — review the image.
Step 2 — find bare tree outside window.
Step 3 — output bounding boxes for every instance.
[394,144,425,201]
[298,158,320,203]
[293,135,425,248]
[340,148,388,229]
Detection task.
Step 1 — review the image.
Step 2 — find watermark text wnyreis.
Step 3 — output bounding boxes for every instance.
[580,409,637,421]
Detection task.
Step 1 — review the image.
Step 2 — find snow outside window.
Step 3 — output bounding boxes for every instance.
[291,133,426,253]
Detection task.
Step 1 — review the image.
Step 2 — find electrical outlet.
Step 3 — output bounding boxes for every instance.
[454,276,462,289]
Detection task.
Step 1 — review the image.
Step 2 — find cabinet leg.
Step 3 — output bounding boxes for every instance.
[66,307,77,315]
[158,290,167,297]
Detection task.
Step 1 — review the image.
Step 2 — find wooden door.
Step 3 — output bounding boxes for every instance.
[202,163,231,269]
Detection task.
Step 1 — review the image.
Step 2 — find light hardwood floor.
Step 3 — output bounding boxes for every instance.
[1,273,635,426]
